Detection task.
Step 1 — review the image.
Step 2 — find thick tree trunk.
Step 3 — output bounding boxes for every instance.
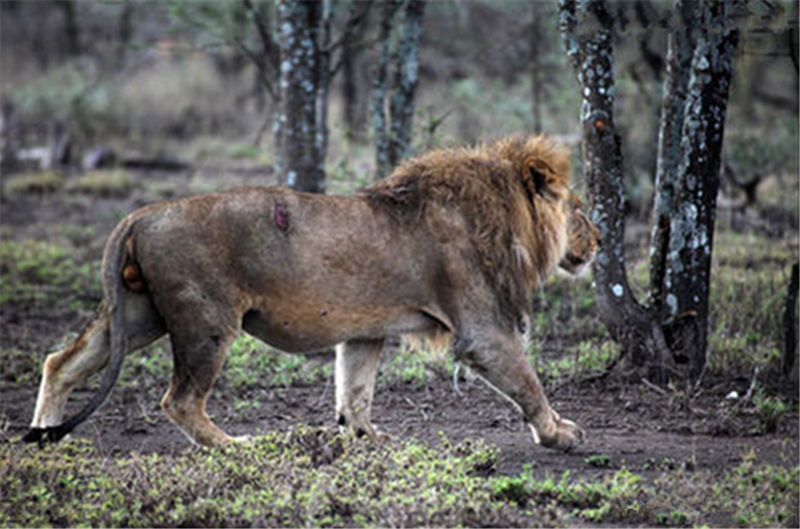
[277,0,325,193]
[661,1,740,378]
[560,0,673,379]
[649,0,698,316]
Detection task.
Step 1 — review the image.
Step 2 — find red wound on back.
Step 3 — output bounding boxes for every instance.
[274,203,289,232]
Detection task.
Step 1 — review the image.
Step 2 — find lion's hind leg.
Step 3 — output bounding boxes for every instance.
[30,294,165,431]
[30,313,111,430]
[161,325,242,448]
[335,338,387,443]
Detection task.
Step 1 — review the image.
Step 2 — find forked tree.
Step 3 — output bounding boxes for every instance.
[559,0,741,382]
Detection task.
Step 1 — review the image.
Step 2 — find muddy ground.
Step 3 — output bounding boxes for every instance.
[1,163,797,485]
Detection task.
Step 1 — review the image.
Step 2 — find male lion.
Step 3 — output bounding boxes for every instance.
[25,135,598,452]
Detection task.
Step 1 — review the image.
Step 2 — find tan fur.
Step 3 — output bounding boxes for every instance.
[29,135,598,452]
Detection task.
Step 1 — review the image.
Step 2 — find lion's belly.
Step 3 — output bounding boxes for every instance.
[242,301,436,353]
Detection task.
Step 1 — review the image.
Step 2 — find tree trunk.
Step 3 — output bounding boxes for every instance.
[55,0,81,57]
[277,0,325,193]
[316,0,334,183]
[530,2,543,134]
[661,0,740,378]
[387,0,426,169]
[342,36,361,141]
[560,0,673,380]
[372,0,402,179]
[117,2,133,66]
[372,0,426,179]
[783,263,799,383]
[649,0,698,316]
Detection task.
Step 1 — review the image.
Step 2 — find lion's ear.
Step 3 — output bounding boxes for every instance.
[530,166,547,197]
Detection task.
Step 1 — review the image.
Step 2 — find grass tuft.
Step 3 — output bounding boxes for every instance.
[4,171,64,194]
[67,170,133,197]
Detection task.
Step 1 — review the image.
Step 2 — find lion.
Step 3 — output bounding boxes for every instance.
[24,135,598,452]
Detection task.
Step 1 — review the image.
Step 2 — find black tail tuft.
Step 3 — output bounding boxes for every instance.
[21,426,71,447]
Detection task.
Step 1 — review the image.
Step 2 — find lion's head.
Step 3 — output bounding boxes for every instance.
[559,193,599,276]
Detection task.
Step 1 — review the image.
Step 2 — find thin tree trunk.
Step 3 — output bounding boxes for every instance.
[372,0,402,179]
[662,0,740,378]
[530,2,543,134]
[387,0,426,169]
[783,263,799,382]
[117,2,133,66]
[56,0,81,57]
[342,36,361,141]
[277,0,324,193]
[316,0,333,184]
[649,0,697,316]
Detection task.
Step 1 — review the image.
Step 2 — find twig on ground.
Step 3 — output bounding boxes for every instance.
[641,377,669,395]
[452,362,464,397]
[403,396,428,423]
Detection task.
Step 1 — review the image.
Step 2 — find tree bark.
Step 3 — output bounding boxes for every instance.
[340,1,372,142]
[661,0,740,378]
[277,0,325,193]
[342,35,361,141]
[316,0,334,183]
[649,0,698,316]
[530,2,543,134]
[372,0,426,179]
[388,0,426,169]
[372,0,402,179]
[55,0,81,57]
[560,0,674,379]
[117,2,133,66]
[783,263,799,381]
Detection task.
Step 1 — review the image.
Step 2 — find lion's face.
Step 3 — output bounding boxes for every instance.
[559,193,599,275]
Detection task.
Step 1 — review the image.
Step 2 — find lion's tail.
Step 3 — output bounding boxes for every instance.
[22,217,137,445]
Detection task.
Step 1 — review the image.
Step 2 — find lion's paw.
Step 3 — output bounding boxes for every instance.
[530,417,585,452]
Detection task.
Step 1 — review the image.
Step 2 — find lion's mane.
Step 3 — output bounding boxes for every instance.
[364,135,572,326]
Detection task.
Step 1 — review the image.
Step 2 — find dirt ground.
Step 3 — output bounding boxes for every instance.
[1,163,797,485]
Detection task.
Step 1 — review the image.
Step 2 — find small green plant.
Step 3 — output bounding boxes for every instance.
[753,391,787,434]
[233,397,261,413]
[584,454,611,468]
[4,171,64,194]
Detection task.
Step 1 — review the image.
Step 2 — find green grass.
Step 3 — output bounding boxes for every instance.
[182,136,271,164]
[67,170,133,197]
[120,334,330,393]
[0,429,548,528]
[379,343,454,388]
[4,171,64,194]
[0,240,101,309]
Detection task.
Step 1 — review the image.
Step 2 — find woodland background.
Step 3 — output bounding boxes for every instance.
[0,1,798,527]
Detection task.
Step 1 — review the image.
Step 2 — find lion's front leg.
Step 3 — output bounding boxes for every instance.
[335,338,387,443]
[453,332,584,452]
